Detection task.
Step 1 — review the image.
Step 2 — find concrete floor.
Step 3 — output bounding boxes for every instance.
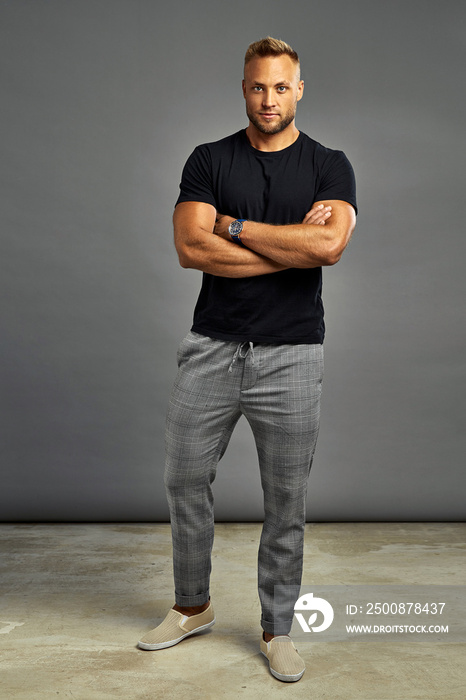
[0,522,465,700]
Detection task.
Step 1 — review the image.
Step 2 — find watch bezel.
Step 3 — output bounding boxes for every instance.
[229,219,244,238]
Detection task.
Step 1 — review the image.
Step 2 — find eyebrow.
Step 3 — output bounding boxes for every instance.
[252,80,293,87]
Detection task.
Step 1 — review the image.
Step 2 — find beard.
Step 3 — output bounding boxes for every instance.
[246,106,296,135]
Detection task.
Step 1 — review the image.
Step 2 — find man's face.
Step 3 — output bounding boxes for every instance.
[242,54,304,136]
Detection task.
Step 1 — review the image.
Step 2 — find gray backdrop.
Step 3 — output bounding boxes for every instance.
[1,0,465,521]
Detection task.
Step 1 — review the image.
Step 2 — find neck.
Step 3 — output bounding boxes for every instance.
[245,122,300,152]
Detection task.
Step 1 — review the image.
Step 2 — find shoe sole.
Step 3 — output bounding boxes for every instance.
[138,618,216,651]
[260,650,305,682]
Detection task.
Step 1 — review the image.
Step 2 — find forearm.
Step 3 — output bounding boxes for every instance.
[177,225,288,278]
[215,201,356,268]
[240,220,334,267]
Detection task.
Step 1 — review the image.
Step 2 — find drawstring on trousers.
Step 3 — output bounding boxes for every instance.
[228,341,255,373]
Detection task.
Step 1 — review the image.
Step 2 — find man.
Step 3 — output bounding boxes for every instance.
[138,37,357,682]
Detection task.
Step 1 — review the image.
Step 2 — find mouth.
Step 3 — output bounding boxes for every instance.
[260,113,279,120]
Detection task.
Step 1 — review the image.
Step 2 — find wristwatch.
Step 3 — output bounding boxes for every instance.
[228,219,247,246]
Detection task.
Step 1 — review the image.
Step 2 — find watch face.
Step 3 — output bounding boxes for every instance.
[229,220,243,236]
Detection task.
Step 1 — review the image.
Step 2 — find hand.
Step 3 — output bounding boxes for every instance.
[214,213,235,240]
[302,203,332,225]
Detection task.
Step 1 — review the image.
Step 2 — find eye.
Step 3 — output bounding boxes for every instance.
[253,86,263,92]
[277,86,287,93]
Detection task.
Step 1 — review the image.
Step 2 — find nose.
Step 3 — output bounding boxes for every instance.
[261,89,276,108]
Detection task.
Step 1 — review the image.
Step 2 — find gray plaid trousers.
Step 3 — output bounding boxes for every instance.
[164,331,324,635]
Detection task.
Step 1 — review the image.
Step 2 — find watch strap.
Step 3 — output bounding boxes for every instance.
[229,219,247,247]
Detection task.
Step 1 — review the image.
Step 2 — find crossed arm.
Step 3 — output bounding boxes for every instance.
[173,199,356,278]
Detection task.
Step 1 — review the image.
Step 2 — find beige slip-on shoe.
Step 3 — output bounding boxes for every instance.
[138,602,215,650]
[260,634,305,682]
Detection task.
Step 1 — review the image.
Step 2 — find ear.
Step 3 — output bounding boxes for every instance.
[242,79,246,98]
[297,80,304,102]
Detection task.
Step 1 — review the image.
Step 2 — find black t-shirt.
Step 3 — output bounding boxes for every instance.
[175,129,357,344]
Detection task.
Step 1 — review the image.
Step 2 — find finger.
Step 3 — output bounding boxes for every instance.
[303,206,332,224]
[316,212,331,224]
[302,204,331,223]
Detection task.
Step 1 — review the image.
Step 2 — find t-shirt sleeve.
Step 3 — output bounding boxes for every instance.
[314,150,358,214]
[175,145,217,208]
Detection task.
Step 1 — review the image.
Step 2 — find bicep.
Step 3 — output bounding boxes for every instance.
[312,199,356,263]
[173,201,217,253]
[314,199,356,239]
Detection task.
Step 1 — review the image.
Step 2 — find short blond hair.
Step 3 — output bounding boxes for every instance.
[244,37,300,71]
